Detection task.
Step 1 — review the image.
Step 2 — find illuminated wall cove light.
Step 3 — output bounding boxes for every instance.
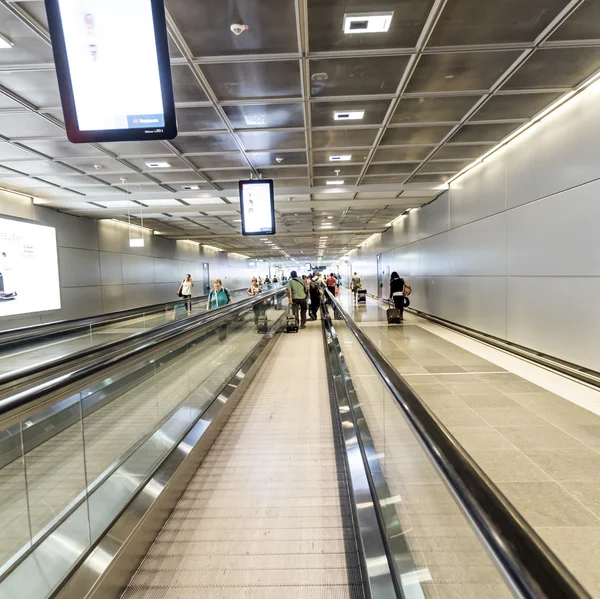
[343,12,393,34]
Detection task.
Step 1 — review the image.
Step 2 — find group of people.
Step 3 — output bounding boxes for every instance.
[177,274,232,315]
[286,271,340,328]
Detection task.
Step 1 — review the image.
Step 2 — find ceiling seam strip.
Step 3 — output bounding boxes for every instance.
[164,11,259,179]
[403,0,588,184]
[353,0,450,192]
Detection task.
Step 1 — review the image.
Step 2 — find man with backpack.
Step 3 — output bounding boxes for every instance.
[287,270,307,329]
[309,273,322,320]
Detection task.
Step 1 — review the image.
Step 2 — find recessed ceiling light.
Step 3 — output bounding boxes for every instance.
[243,113,266,126]
[334,110,364,121]
[181,184,199,190]
[329,155,352,162]
[0,34,14,49]
[145,161,171,168]
[327,216,333,219]
[343,12,393,34]
[326,180,345,185]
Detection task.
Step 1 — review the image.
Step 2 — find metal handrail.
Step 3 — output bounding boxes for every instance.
[0,285,249,349]
[324,290,590,599]
[0,289,285,421]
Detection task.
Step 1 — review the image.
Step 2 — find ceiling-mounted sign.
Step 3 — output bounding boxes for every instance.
[45,0,177,143]
[239,180,276,236]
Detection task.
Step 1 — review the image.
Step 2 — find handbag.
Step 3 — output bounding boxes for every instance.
[177,282,183,297]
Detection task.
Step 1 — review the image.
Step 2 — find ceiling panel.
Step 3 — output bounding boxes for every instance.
[373,146,432,162]
[0,143,40,161]
[249,151,307,167]
[381,125,452,145]
[429,0,567,46]
[450,122,520,143]
[362,174,409,184]
[406,51,522,93]
[308,0,433,51]
[470,92,562,121]
[311,100,390,127]
[366,163,419,176]
[22,139,106,159]
[549,1,600,41]
[419,159,469,173]
[150,171,207,183]
[170,65,209,103]
[188,153,249,169]
[203,61,302,100]
[175,107,225,132]
[392,95,480,123]
[259,167,308,178]
[431,143,494,160]
[0,113,64,138]
[313,164,363,177]
[312,128,378,149]
[309,56,410,97]
[170,134,239,153]
[0,5,55,65]
[166,0,298,55]
[224,103,305,129]
[503,47,600,90]
[312,150,368,165]
[0,70,60,108]
[238,131,306,151]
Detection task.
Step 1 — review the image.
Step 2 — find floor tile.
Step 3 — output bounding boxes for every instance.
[494,426,587,451]
[568,482,600,519]
[523,448,600,482]
[472,406,548,427]
[560,425,600,449]
[446,426,515,451]
[467,450,551,482]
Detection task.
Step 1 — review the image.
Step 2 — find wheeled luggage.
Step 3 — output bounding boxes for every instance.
[357,289,367,303]
[386,307,402,324]
[257,315,268,333]
[285,305,299,333]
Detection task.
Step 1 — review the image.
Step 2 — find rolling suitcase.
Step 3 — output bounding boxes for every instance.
[285,305,299,333]
[357,289,367,303]
[387,307,402,324]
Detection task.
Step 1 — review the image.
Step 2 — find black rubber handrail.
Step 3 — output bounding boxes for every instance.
[0,286,248,349]
[325,290,590,599]
[0,289,285,419]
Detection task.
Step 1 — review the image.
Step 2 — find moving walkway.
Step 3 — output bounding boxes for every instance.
[0,288,589,599]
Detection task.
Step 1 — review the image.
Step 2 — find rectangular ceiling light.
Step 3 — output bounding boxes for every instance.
[326,180,345,185]
[329,155,352,162]
[243,113,266,126]
[145,161,171,168]
[181,184,199,190]
[0,34,14,49]
[129,238,144,248]
[334,110,364,121]
[344,12,393,34]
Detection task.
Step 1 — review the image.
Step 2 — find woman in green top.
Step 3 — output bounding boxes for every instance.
[207,278,232,310]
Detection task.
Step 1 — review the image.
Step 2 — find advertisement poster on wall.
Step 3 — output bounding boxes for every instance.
[0,217,61,317]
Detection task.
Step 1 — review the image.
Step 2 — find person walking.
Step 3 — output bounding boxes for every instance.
[309,274,322,320]
[207,278,232,310]
[389,271,406,321]
[326,272,336,301]
[351,272,362,302]
[247,276,263,325]
[178,274,194,314]
[287,270,307,329]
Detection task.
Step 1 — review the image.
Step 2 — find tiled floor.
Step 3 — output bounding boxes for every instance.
[337,290,600,597]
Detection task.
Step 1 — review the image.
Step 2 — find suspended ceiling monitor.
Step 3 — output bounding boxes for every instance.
[239,180,276,236]
[45,0,177,143]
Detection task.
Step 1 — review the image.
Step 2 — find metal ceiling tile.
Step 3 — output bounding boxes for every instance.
[471,92,562,121]
[503,47,600,90]
[312,128,378,149]
[0,5,54,65]
[96,173,148,185]
[99,141,177,157]
[308,0,434,51]
[259,167,308,178]
[0,143,38,161]
[166,0,298,55]
[411,173,451,183]
[367,163,418,176]
[373,146,431,161]
[122,156,189,171]
[0,113,64,138]
[152,170,206,183]
[61,156,134,173]
[249,151,307,167]
[420,160,469,173]
[381,125,452,145]
[311,99,390,127]
[206,169,254,180]
[238,130,307,151]
[309,56,410,97]
[450,122,520,143]
[203,61,301,100]
[0,175,54,188]
[432,143,493,160]
[171,134,239,153]
[362,174,408,184]
[176,106,225,132]
[429,0,567,46]
[0,159,72,175]
[392,95,480,123]
[22,140,105,159]
[0,70,61,107]
[406,51,522,93]
[189,153,248,169]
[170,65,209,103]
[356,191,401,199]
[549,1,600,41]
[313,164,362,176]
[224,103,305,129]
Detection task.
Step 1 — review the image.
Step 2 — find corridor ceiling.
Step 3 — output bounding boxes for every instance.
[0,0,599,259]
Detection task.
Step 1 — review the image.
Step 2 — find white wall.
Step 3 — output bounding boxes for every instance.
[354,78,600,371]
[0,190,253,329]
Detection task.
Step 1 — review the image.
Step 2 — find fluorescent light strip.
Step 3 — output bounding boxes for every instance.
[110,218,153,233]
[230,252,250,259]
[202,244,223,252]
[447,70,600,186]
